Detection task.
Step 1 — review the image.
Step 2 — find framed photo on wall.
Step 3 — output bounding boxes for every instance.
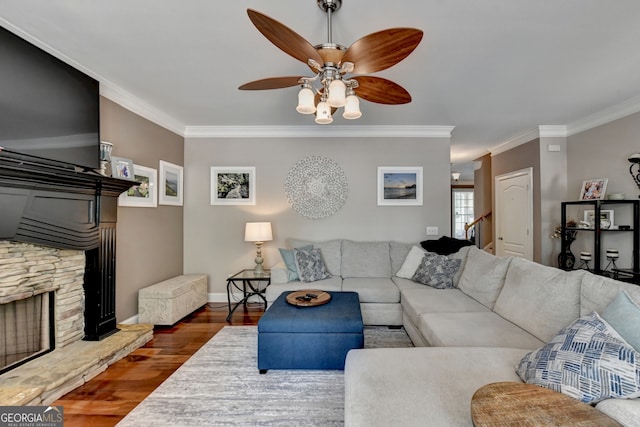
[377,166,423,206]
[579,178,608,200]
[158,160,184,206]
[118,164,157,207]
[210,166,256,205]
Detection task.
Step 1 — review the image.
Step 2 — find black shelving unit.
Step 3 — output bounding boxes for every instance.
[560,200,639,284]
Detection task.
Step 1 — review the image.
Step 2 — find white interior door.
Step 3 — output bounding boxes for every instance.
[495,168,533,260]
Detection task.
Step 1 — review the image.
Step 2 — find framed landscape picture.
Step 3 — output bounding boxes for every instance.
[377,166,423,206]
[118,164,157,207]
[159,160,184,206]
[210,166,256,205]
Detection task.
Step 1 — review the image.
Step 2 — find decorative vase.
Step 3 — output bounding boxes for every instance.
[558,233,576,270]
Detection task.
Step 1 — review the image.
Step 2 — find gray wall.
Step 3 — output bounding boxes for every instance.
[100,97,185,321]
[567,111,640,272]
[183,136,451,299]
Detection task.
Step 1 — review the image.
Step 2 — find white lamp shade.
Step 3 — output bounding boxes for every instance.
[327,79,346,108]
[451,172,461,181]
[296,87,316,114]
[315,101,333,124]
[244,222,273,242]
[342,94,362,120]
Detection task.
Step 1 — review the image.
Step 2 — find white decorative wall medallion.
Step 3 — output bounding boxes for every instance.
[284,156,348,219]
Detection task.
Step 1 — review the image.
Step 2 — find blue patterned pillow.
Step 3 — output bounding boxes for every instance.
[279,245,313,281]
[516,312,640,404]
[293,248,332,283]
[411,253,461,289]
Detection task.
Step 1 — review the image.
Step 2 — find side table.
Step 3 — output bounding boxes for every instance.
[226,269,271,322]
[471,382,622,426]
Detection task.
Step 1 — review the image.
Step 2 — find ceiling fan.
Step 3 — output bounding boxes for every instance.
[238,0,423,124]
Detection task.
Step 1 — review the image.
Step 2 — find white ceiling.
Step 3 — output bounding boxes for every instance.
[3,0,640,174]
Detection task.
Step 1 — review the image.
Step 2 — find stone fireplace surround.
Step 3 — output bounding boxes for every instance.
[0,241,153,405]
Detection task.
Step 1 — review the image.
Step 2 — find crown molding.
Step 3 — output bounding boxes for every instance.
[183,125,455,139]
[99,83,186,136]
[538,125,567,138]
[490,128,539,156]
[567,94,640,136]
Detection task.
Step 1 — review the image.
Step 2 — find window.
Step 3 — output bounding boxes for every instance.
[452,189,474,239]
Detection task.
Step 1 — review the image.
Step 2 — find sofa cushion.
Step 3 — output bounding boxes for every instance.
[289,239,342,276]
[341,240,391,278]
[457,247,511,309]
[390,241,416,276]
[342,277,399,303]
[400,287,489,327]
[516,312,640,404]
[602,291,640,352]
[293,248,332,282]
[411,253,461,289]
[493,257,582,342]
[396,245,425,279]
[595,399,640,426]
[580,271,640,316]
[345,347,528,427]
[278,245,313,282]
[448,245,471,288]
[418,312,544,349]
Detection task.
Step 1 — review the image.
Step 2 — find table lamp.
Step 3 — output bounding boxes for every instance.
[244,222,273,275]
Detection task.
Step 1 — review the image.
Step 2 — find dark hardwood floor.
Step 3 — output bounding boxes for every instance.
[54,303,264,427]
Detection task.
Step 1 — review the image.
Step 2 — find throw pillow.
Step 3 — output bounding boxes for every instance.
[293,248,332,283]
[278,245,313,282]
[516,312,640,404]
[602,291,640,352]
[411,253,461,289]
[396,246,426,279]
[420,236,474,255]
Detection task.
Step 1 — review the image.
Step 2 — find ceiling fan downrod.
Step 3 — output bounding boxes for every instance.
[317,0,341,45]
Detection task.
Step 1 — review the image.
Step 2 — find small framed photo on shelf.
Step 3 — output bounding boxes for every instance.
[210,166,256,205]
[118,164,157,207]
[583,210,614,229]
[377,166,423,206]
[158,160,184,206]
[111,156,135,180]
[579,178,607,200]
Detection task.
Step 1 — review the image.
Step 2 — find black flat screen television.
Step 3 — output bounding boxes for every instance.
[0,26,100,171]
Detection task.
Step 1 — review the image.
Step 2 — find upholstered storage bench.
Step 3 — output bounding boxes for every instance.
[258,291,364,372]
[138,274,208,325]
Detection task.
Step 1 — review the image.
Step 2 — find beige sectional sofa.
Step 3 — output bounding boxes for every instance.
[269,239,640,426]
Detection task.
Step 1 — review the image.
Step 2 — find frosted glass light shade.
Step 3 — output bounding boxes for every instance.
[342,95,362,119]
[315,101,333,124]
[327,79,346,108]
[244,222,273,242]
[296,87,316,114]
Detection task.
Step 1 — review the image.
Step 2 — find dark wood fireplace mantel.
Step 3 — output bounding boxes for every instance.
[0,151,136,340]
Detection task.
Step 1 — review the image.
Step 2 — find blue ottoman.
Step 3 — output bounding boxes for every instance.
[258,291,364,372]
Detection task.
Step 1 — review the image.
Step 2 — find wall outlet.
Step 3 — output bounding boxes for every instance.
[426,226,439,235]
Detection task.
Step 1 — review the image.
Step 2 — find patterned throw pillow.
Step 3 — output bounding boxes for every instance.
[411,253,461,289]
[278,245,313,282]
[516,312,640,404]
[293,248,332,283]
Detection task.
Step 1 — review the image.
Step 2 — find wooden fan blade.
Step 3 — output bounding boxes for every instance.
[247,9,323,66]
[353,76,412,105]
[238,76,305,90]
[342,28,423,75]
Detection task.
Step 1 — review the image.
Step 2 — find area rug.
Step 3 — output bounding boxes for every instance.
[117,325,413,426]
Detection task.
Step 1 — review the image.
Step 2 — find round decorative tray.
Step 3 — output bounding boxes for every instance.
[286,290,332,307]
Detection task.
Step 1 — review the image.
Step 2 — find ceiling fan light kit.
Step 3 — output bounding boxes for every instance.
[239,0,423,125]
